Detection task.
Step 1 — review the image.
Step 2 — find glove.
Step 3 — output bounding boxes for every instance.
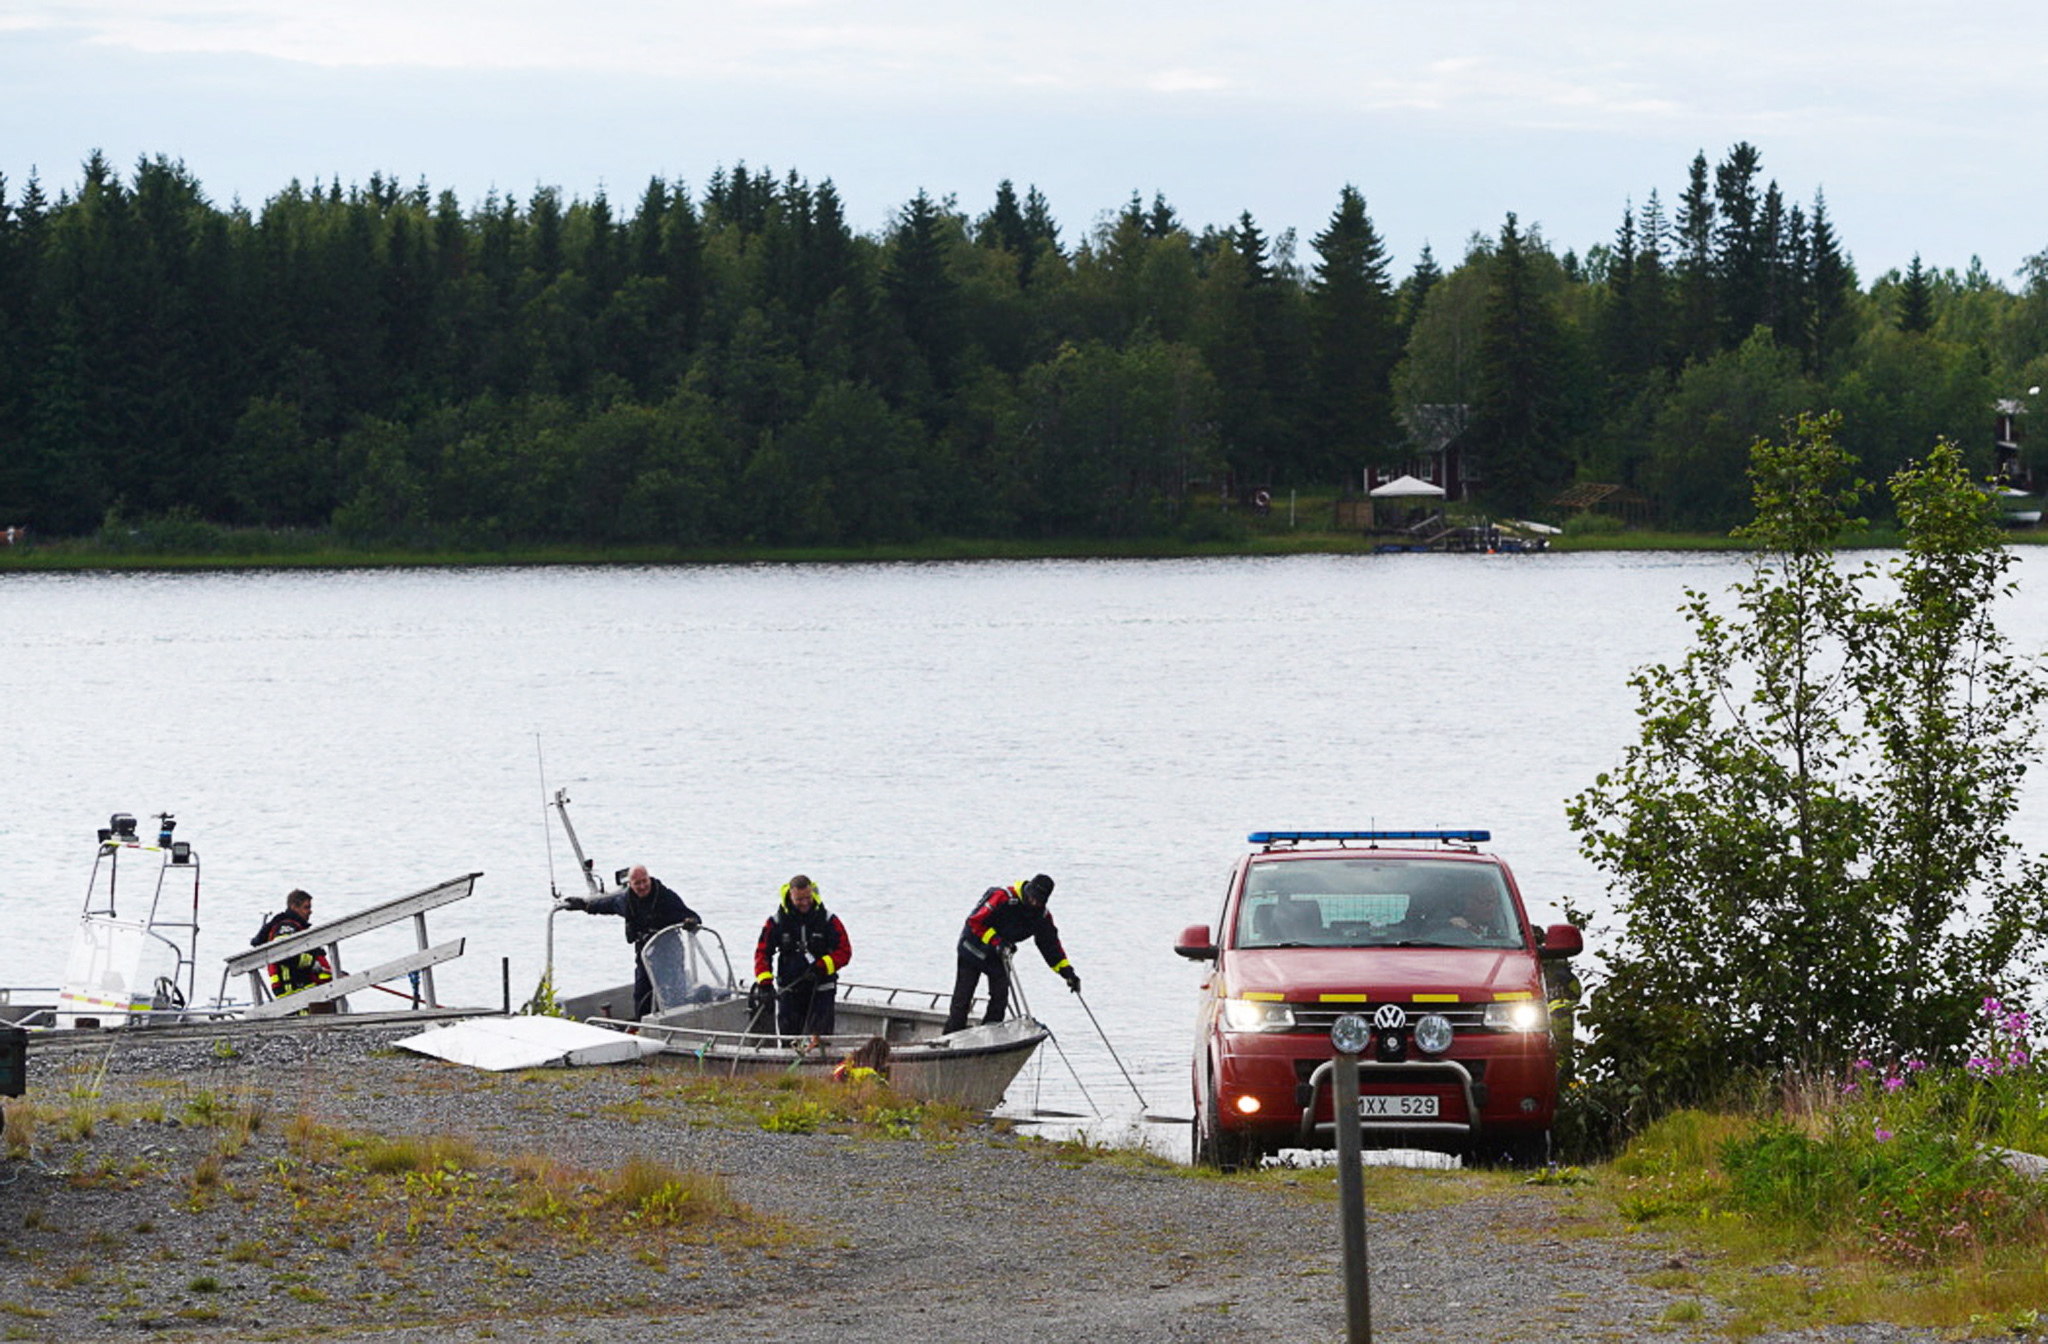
[561,896,587,912]
[682,917,701,933]
[1063,969,1081,994]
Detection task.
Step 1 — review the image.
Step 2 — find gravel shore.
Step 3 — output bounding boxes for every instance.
[1,1024,1952,1344]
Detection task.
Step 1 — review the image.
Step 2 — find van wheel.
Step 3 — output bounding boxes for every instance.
[1194,1074,1250,1171]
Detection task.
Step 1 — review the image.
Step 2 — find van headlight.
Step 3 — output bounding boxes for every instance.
[1220,999,1296,1032]
[1413,1012,1455,1055]
[1484,1000,1549,1032]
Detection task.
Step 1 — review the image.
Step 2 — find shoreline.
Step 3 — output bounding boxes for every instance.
[0,528,1957,574]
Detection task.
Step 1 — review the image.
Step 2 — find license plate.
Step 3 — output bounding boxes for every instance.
[1359,1094,1439,1119]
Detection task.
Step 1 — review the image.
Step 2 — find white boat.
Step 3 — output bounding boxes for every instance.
[539,790,1048,1111]
[557,967,1050,1111]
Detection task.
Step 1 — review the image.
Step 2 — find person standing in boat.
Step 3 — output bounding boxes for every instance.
[943,873,1079,1034]
[251,889,333,999]
[561,865,701,1019]
[752,874,851,1038]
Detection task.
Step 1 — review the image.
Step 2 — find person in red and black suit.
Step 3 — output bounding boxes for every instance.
[944,873,1078,1034]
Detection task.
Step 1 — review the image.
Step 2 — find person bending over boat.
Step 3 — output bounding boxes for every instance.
[561,865,701,1019]
[752,874,851,1037]
[943,873,1079,1034]
[251,888,333,999]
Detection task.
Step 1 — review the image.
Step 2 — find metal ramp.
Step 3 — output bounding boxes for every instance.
[219,873,480,1017]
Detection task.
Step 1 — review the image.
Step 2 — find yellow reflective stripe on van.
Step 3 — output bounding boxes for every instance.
[1493,991,1534,1001]
[1412,993,1459,1002]
[1242,991,1286,1002]
[1318,993,1371,1002]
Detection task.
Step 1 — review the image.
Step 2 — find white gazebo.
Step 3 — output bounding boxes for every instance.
[1367,474,1447,499]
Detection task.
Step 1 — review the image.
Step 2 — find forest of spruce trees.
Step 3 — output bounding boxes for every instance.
[3,141,2047,550]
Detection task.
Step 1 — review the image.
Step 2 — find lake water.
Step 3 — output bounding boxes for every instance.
[7,552,2048,1136]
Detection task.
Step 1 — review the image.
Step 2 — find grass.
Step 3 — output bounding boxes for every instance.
[1163,1000,2048,1336]
[23,1037,2048,1337]
[1587,1001,2048,1336]
[2,1099,32,1158]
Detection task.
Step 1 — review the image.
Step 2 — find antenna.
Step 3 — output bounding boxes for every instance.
[536,734,559,899]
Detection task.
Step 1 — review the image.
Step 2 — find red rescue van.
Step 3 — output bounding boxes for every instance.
[1175,830,1581,1169]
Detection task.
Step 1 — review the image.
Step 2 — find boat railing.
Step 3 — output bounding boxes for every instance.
[595,1010,1036,1059]
[217,873,480,1019]
[600,1015,891,1057]
[56,823,205,1027]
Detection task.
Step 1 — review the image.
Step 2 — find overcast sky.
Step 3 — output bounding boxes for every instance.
[3,0,2042,286]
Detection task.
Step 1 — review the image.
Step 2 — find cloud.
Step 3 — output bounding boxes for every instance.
[1145,69,1231,94]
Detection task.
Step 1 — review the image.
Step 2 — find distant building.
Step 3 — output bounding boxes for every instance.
[1994,396,2035,493]
[1367,403,1475,500]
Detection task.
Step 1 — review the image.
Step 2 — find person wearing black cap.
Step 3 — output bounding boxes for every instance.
[943,873,1079,1034]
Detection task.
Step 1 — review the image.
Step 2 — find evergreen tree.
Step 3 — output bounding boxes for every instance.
[1144,192,1180,240]
[1898,254,1934,333]
[1598,203,1649,396]
[1632,191,1675,376]
[881,189,964,396]
[1397,243,1442,336]
[1466,213,1573,515]
[976,180,1029,256]
[629,177,669,279]
[1023,187,1062,253]
[582,189,620,297]
[1805,190,1856,374]
[1306,185,1400,478]
[529,187,564,279]
[1674,152,1718,366]
[1713,142,1768,341]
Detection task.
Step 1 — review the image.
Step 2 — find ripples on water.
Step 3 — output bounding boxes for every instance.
[6,551,2045,1129]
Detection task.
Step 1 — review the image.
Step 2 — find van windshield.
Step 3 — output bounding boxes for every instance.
[1235,857,1521,950]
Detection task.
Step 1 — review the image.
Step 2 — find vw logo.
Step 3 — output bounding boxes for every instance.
[1372,1003,1406,1031]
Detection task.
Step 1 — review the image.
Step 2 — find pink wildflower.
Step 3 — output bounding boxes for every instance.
[1874,1127,1894,1142]
[1883,1075,1905,1092]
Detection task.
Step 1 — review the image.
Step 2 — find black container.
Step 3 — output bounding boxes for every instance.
[0,1024,26,1098]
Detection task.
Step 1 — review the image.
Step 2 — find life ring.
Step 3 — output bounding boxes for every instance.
[1252,489,1271,510]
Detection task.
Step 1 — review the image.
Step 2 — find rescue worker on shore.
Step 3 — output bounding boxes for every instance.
[943,873,1078,1034]
[251,888,333,999]
[752,874,852,1038]
[562,864,701,1019]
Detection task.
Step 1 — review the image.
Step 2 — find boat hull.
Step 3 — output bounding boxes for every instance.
[557,981,1047,1111]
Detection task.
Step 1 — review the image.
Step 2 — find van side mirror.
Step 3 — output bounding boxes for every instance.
[1174,923,1217,961]
[1538,923,1583,961]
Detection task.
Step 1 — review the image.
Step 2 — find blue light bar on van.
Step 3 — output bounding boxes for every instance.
[1248,830,1491,845]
